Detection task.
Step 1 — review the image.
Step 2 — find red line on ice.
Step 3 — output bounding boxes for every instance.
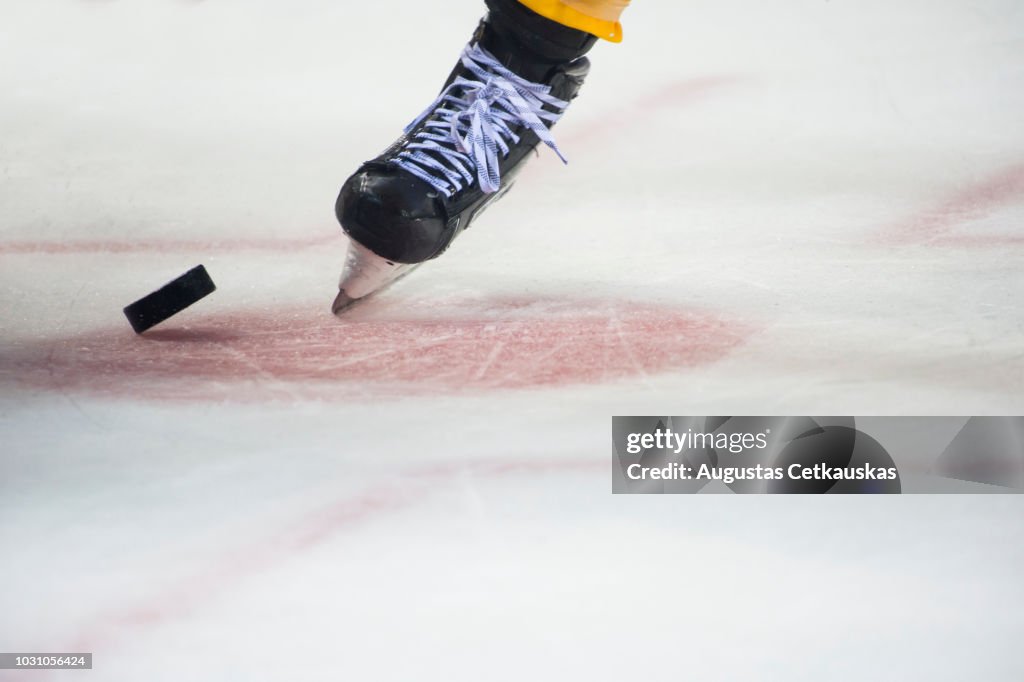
[877,162,1024,246]
[559,74,745,148]
[0,232,336,255]
[0,76,744,257]
[0,458,604,682]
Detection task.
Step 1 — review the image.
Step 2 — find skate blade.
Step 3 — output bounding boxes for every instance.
[331,239,418,316]
[331,289,359,315]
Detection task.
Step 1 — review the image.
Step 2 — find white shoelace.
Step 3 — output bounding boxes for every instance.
[393,43,570,197]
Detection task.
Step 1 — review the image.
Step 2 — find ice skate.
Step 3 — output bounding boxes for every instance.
[332,0,596,314]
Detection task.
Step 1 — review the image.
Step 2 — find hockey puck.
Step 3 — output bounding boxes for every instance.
[123,265,216,334]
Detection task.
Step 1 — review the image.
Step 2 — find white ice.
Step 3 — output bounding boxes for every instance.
[1,1,1023,680]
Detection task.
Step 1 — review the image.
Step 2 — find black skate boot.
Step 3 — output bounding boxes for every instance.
[332,0,596,314]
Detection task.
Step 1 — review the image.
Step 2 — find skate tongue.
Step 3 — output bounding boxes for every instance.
[478,3,597,82]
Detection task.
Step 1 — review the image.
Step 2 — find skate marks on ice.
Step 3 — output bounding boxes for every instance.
[875,161,1024,247]
[3,295,752,401]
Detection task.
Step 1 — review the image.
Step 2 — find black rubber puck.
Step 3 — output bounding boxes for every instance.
[123,264,216,334]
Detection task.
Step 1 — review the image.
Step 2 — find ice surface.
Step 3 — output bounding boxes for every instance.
[1,1,1023,680]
